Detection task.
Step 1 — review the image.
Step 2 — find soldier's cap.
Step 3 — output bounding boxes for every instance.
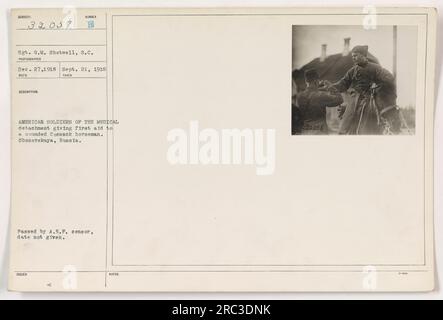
[351,45,369,56]
[304,69,319,82]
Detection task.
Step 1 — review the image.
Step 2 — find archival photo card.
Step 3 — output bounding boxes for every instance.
[8,7,436,292]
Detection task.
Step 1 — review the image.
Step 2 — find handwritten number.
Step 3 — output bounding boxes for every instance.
[25,20,75,30]
[65,19,73,29]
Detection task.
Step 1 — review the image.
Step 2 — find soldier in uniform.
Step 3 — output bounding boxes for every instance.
[296,69,343,135]
[330,45,401,135]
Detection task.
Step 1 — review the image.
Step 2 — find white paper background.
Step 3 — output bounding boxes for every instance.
[0,0,442,299]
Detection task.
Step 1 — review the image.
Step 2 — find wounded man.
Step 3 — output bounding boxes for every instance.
[330,45,401,135]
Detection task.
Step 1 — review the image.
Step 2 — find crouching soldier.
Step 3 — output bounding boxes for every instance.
[296,69,344,135]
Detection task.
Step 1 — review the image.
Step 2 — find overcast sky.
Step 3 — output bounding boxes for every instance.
[292,25,417,108]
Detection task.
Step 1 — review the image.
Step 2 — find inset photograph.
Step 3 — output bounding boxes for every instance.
[291,25,417,135]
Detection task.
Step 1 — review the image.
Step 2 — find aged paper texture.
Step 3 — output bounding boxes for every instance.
[9,7,436,291]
